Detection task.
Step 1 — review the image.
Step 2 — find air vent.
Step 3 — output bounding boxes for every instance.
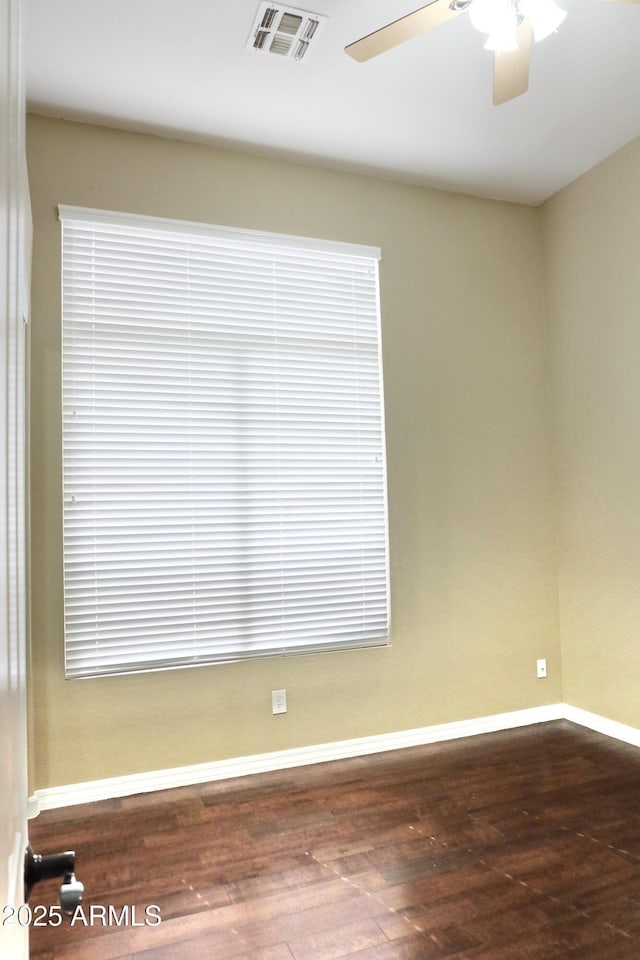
[270,34,293,56]
[254,29,269,50]
[279,12,303,35]
[247,3,327,61]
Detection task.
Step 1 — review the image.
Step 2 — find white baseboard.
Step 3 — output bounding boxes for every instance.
[29,702,640,815]
[563,704,640,748]
[32,703,564,812]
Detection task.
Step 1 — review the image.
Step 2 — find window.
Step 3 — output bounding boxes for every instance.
[60,206,389,678]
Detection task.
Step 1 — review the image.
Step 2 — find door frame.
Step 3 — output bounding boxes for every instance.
[1,0,29,956]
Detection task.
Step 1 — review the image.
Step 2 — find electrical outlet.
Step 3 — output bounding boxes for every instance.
[272,689,287,714]
[536,658,547,679]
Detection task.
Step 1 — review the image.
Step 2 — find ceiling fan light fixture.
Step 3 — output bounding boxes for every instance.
[469,0,514,34]
[469,0,502,34]
[469,0,520,50]
[520,0,567,42]
[484,22,519,50]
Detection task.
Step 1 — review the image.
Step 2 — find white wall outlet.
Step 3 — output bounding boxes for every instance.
[536,658,547,679]
[272,689,287,714]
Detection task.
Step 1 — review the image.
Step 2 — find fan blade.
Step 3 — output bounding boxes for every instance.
[345,0,465,63]
[493,19,532,105]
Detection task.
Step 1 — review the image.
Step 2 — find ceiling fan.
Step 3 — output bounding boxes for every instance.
[345,0,640,105]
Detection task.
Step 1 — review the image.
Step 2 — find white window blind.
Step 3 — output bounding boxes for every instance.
[60,206,389,678]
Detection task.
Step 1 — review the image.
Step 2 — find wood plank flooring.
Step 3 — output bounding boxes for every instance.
[27,720,640,959]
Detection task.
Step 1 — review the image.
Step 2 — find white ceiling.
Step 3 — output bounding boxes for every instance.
[25,0,640,204]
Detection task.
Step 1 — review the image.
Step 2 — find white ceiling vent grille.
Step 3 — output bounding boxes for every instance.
[247,3,327,62]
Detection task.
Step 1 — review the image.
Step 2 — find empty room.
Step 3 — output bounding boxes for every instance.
[3,1,640,958]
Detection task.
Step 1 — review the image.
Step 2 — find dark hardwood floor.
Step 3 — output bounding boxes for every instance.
[27,720,640,959]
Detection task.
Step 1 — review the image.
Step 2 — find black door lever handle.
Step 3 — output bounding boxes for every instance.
[24,846,85,914]
[59,873,85,914]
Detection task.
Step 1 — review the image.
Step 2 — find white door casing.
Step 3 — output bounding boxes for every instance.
[1,0,30,957]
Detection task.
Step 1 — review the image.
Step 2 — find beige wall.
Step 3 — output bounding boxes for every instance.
[542,134,640,728]
[27,115,560,790]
